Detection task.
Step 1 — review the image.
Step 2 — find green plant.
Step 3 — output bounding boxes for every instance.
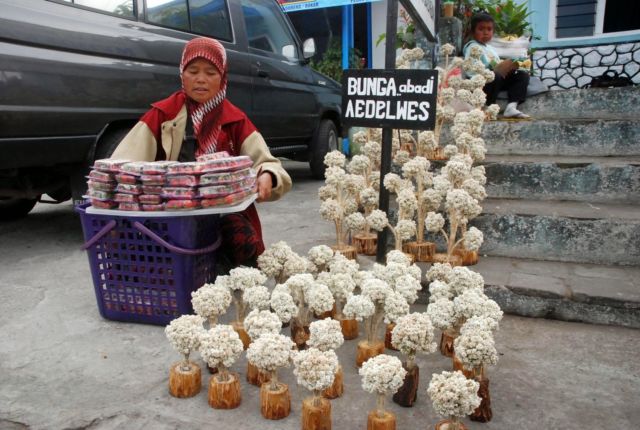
[375,8,417,50]
[310,39,362,83]
[455,0,533,37]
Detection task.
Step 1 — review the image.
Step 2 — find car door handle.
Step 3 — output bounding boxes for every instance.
[257,70,269,78]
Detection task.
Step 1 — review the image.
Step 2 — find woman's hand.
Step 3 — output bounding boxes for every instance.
[256,171,274,202]
[494,59,517,78]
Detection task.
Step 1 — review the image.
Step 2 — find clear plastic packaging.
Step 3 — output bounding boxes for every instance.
[166,162,205,175]
[200,168,255,186]
[118,202,142,211]
[114,173,138,185]
[201,156,253,173]
[120,161,148,176]
[93,159,129,173]
[162,187,198,199]
[115,183,143,195]
[139,194,163,205]
[141,161,177,175]
[142,185,163,195]
[86,189,113,200]
[114,193,139,203]
[165,199,200,210]
[140,174,166,185]
[142,204,165,211]
[201,189,255,208]
[87,180,116,192]
[198,178,256,198]
[196,151,230,162]
[90,199,117,209]
[88,170,115,183]
[166,175,200,187]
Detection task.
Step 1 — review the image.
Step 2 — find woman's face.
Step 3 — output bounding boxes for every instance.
[473,20,494,44]
[182,58,222,104]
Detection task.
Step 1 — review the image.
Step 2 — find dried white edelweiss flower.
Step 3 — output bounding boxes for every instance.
[421,189,442,212]
[471,165,487,185]
[429,280,453,303]
[360,187,379,211]
[486,103,500,120]
[165,314,205,357]
[453,329,498,370]
[453,289,501,322]
[325,166,346,188]
[418,130,437,152]
[308,245,334,271]
[270,289,298,323]
[463,226,484,251]
[448,266,484,295]
[395,219,416,241]
[324,150,346,168]
[283,253,312,280]
[426,298,458,330]
[427,371,481,418]
[345,212,366,233]
[308,318,344,351]
[397,188,418,216]
[347,154,371,175]
[320,198,343,222]
[433,175,453,197]
[228,266,267,291]
[391,312,437,356]
[367,209,389,232]
[359,354,407,395]
[394,274,422,304]
[244,309,282,341]
[386,250,411,266]
[329,253,360,276]
[383,173,404,194]
[243,284,271,311]
[191,284,232,321]
[384,290,410,323]
[199,324,244,369]
[306,283,335,315]
[460,315,500,333]
[292,348,338,392]
[324,272,357,303]
[247,332,295,372]
[361,278,392,304]
[393,150,411,166]
[425,211,445,233]
[440,43,455,56]
[343,294,375,321]
[444,144,459,158]
[426,262,453,283]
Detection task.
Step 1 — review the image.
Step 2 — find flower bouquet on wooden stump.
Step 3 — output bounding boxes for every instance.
[165,315,205,398]
[382,290,409,351]
[360,354,407,430]
[308,318,345,399]
[244,309,282,386]
[320,151,363,260]
[401,157,441,262]
[347,155,379,255]
[247,332,296,420]
[293,348,339,430]
[258,241,312,285]
[344,279,393,367]
[454,316,499,422]
[279,274,335,349]
[391,312,437,407]
[199,324,244,409]
[222,267,268,349]
[191,282,232,374]
[307,245,335,276]
[316,270,358,340]
[427,370,481,430]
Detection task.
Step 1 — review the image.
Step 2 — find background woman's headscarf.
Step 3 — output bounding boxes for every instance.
[180,37,228,156]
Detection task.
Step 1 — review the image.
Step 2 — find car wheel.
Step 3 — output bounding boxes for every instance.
[309,119,338,180]
[0,197,38,220]
[95,126,131,160]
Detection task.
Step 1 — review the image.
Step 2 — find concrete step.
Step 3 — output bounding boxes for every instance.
[483,155,640,203]
[497,86,640,120]
[480,118,640,156]
[469,198,640,266]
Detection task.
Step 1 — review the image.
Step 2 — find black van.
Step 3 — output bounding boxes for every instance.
[0,0,342,218]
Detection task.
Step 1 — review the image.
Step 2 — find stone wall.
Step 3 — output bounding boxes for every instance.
[533,42,640,90]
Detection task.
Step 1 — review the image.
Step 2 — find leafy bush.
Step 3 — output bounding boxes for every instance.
[310,39,363,82]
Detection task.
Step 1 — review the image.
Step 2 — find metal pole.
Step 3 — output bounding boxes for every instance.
[366,2,373,68]
[376,0,398,262]
[342,6,351,154]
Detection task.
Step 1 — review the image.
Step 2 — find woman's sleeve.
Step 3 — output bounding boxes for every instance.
[232,119,292,202]
[110,108,163,161]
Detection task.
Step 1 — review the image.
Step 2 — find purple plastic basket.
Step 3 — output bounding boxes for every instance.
[76,203,220,325]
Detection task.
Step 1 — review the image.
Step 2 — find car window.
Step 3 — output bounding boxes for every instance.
[59,0,136,18]
[145,0,232,41]
[240,0,298,60]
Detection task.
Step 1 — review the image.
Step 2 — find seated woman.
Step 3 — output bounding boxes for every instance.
[464,12,530,118]
[111,37,292,268]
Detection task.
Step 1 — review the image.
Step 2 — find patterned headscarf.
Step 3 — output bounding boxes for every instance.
[180,37,228,156]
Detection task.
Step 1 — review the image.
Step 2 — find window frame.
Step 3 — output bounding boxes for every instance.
[47,0,139,20]
[142,0,235,43]
[549,0,640,42]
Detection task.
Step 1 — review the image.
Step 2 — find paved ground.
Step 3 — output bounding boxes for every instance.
[1,161,639,429]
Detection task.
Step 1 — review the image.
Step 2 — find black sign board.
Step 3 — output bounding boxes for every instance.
[341,69,438,130]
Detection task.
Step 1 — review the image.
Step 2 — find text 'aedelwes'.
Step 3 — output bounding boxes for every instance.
[341,69,438,130]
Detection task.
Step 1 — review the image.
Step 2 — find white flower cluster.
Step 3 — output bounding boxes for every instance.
[244,309,282,341]
[445,189,481,218]
[427,371,481,418]
[343,294,375,321]
[191,283,231,320]
[258,241,293,279]
[324,150,346,168]
[426,298,458,330]
[243,285,271,310]
[320,198,343,222]
[165,314,205,356]
[306,283,335,314]
[425,211,445,233]
[199,324,244,368]
[383,173,404,194]
[454,289,503,326]
[270,288,298,323]
[347,154,371,176]
[391,312,438,355]
[318,185,337,201]
[395,219,416,240]
[247,332,295,372]
[453,329,498,370]
[292,348,338,392]
[386,250,410,265]
[361,278,392,304]
[384,290,410,323]
[345,212,366,233]
[308,245,334,270]
[282,252,312,280]
[440,43,455,56]
[463,226,484,251]
[308,318,344,351]
[426,263,453,283]
[397,188,418,217]
[227,266,267,291]
[286,273,315,304]
[448,266,484,295]
[421,189,442,212]
[329,253,360,277]
[367,209,389,232]
[429,279,453,303]
[462,178,486,201]
[418,131,437,152]
[359,187,379,211]
[359,354,407,395]
[461,315,500,333]
[321,272,356,303]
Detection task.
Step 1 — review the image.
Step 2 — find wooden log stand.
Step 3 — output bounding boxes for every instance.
[439,331,455,357]
[392,363,419,407]
[302,396,332,430]
[315,304,336,320]
[403,241,436,262]
[435,419,468,430]
[260,382,291,420]
[291,317,311,349]
[353,233,377,255]
[384,323,398,351]
[454,246,479,266]
[426,147,448,161]
[433,253,463,267]
[208,372,242,409]
[331,244,357,261]
[168,361,201,398]
[340,318,359,340]
[322,365,344,399]
[367,410,396,430]
[470,378,492,422]
[247,362,271,386]
[452,354,476,379]
[356,340,385,367]
[232,321,251,350]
